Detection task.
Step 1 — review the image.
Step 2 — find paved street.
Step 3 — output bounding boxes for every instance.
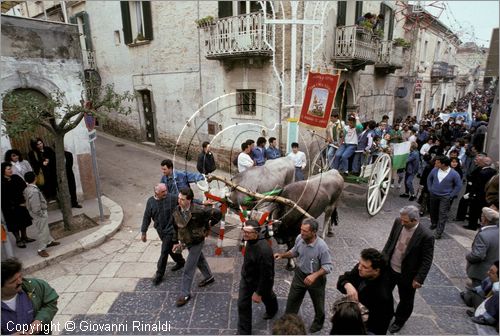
[27,133,494,335]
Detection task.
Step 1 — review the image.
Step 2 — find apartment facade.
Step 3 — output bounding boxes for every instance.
[17,1,471,168]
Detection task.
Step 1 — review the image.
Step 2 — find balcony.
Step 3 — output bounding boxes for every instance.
[375,41,403,74]
[445,64,456,80]
[333,25,378,71]
[203,12,273,60]
[431,61,448,81]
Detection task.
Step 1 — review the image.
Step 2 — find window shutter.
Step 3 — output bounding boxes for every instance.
[378,3,385,31]
[142,1,153,40]
[388,8,394,40]
[337,1,346,27]
[80,12,93,50]
[218,1,233,18]
[120,1,133,45]
[355,1,363,22]
[69,15,77,24]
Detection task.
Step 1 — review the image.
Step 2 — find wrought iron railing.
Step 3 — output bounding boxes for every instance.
[204,12,273,59]
[431,61,448,78]
[334,25,378,63]
[376,40,403,68]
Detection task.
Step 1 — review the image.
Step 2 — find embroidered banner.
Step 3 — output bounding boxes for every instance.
[299,72,340,128]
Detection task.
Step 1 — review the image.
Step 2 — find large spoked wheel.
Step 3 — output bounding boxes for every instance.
[366,153,392,216]
[310,145,331,175]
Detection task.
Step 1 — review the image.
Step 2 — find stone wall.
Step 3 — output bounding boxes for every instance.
[1,14,94,200]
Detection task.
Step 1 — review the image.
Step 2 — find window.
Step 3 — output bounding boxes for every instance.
[434,41,441,62]
[120,1,153,45]
[378,3,394,40]
[337,1,346,26]
[236,90,256,116]
[218,1,272,18]
[355,1,363,23]
[69,12,92,50]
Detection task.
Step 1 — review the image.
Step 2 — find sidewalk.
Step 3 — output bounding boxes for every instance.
[8,196,123,274]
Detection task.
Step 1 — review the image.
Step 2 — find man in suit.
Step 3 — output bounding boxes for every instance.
[466,207,499,287]
[383,205,435,333]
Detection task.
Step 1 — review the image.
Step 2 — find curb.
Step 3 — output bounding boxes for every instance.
[23,196,124,274]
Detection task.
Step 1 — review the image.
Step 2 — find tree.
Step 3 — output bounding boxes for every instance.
[2,80,135,230]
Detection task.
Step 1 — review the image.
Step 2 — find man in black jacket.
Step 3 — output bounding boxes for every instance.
[383,205,434,333]
[337,248,394,335]
[172,188,222,307]
[141,183,186,286]
[238,220,278,334]
[196,142,216,175]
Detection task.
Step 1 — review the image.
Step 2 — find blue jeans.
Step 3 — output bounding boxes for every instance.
[332,144,356,172]
[404,173,415,195]
[181,240,212,296]
[352,151,368,174]
[327,145,338,169]
[295,167,305,181]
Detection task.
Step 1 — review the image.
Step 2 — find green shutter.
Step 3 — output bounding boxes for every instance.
[142,1,153,40]
[379,3,385,31]
[80,12,93,50]
[120,1,133,45]
[218,1,233,18]
[337,1,346,27]
[355,1,363,22]
[69,15,77,24]
[388,8,394,40]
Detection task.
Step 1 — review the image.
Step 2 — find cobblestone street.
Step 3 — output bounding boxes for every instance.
[27,134,495,335]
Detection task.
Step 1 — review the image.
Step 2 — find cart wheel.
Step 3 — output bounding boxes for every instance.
[311,145,330,175]
[366,153,392,216]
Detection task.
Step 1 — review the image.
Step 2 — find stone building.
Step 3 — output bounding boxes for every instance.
[0,13,95,200]
[15,1,473,169]
[395,4,460,120]
[455,42,488,97]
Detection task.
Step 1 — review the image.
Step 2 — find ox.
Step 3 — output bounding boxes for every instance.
[229,157,295,206]
[257,169,343,269]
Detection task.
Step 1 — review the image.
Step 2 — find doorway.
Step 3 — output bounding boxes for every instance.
[2,88,54,157]
[334,81,353,122]
[139,90,156,143]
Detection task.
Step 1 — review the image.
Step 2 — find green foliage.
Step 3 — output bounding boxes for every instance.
[374,28,384,39]
[2,79,136,138]
[195,16,215,28]
[359,20,373,30]
[393,37,411,48]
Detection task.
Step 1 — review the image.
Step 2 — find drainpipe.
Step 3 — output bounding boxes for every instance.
[60,1,68,23]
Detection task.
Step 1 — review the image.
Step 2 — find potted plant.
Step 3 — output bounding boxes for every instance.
[393,37,411,48]
[374,28,384,39]
[195,15,215,29]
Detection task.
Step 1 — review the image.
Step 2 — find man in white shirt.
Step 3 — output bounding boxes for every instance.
[287,142,306,181]
[238,142,254,173]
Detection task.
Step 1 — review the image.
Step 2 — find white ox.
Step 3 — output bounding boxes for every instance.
[229,157,295,206]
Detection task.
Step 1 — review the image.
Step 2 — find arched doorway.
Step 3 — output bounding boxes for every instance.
[2,88,54,158]
[333,81,354,122]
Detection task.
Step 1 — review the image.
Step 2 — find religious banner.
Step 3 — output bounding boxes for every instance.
[299,71,340,128]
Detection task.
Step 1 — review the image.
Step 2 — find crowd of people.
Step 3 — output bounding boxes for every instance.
[1,87,498,333]
[1,138,80,259]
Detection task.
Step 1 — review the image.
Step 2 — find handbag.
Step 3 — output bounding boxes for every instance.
[35,170,45,187]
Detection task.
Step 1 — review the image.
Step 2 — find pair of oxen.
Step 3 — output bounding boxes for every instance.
[211,157,343,269]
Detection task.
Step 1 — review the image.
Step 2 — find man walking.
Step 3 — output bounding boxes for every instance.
[238,220,278,334]
[141,183,186,286]
[382,205,434,333]
[160,159,204,197]
[427,155,462,239]
[274,218,332,333]
[172,188,222,307]
[23,172,60,258]
[337,248,394,335]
